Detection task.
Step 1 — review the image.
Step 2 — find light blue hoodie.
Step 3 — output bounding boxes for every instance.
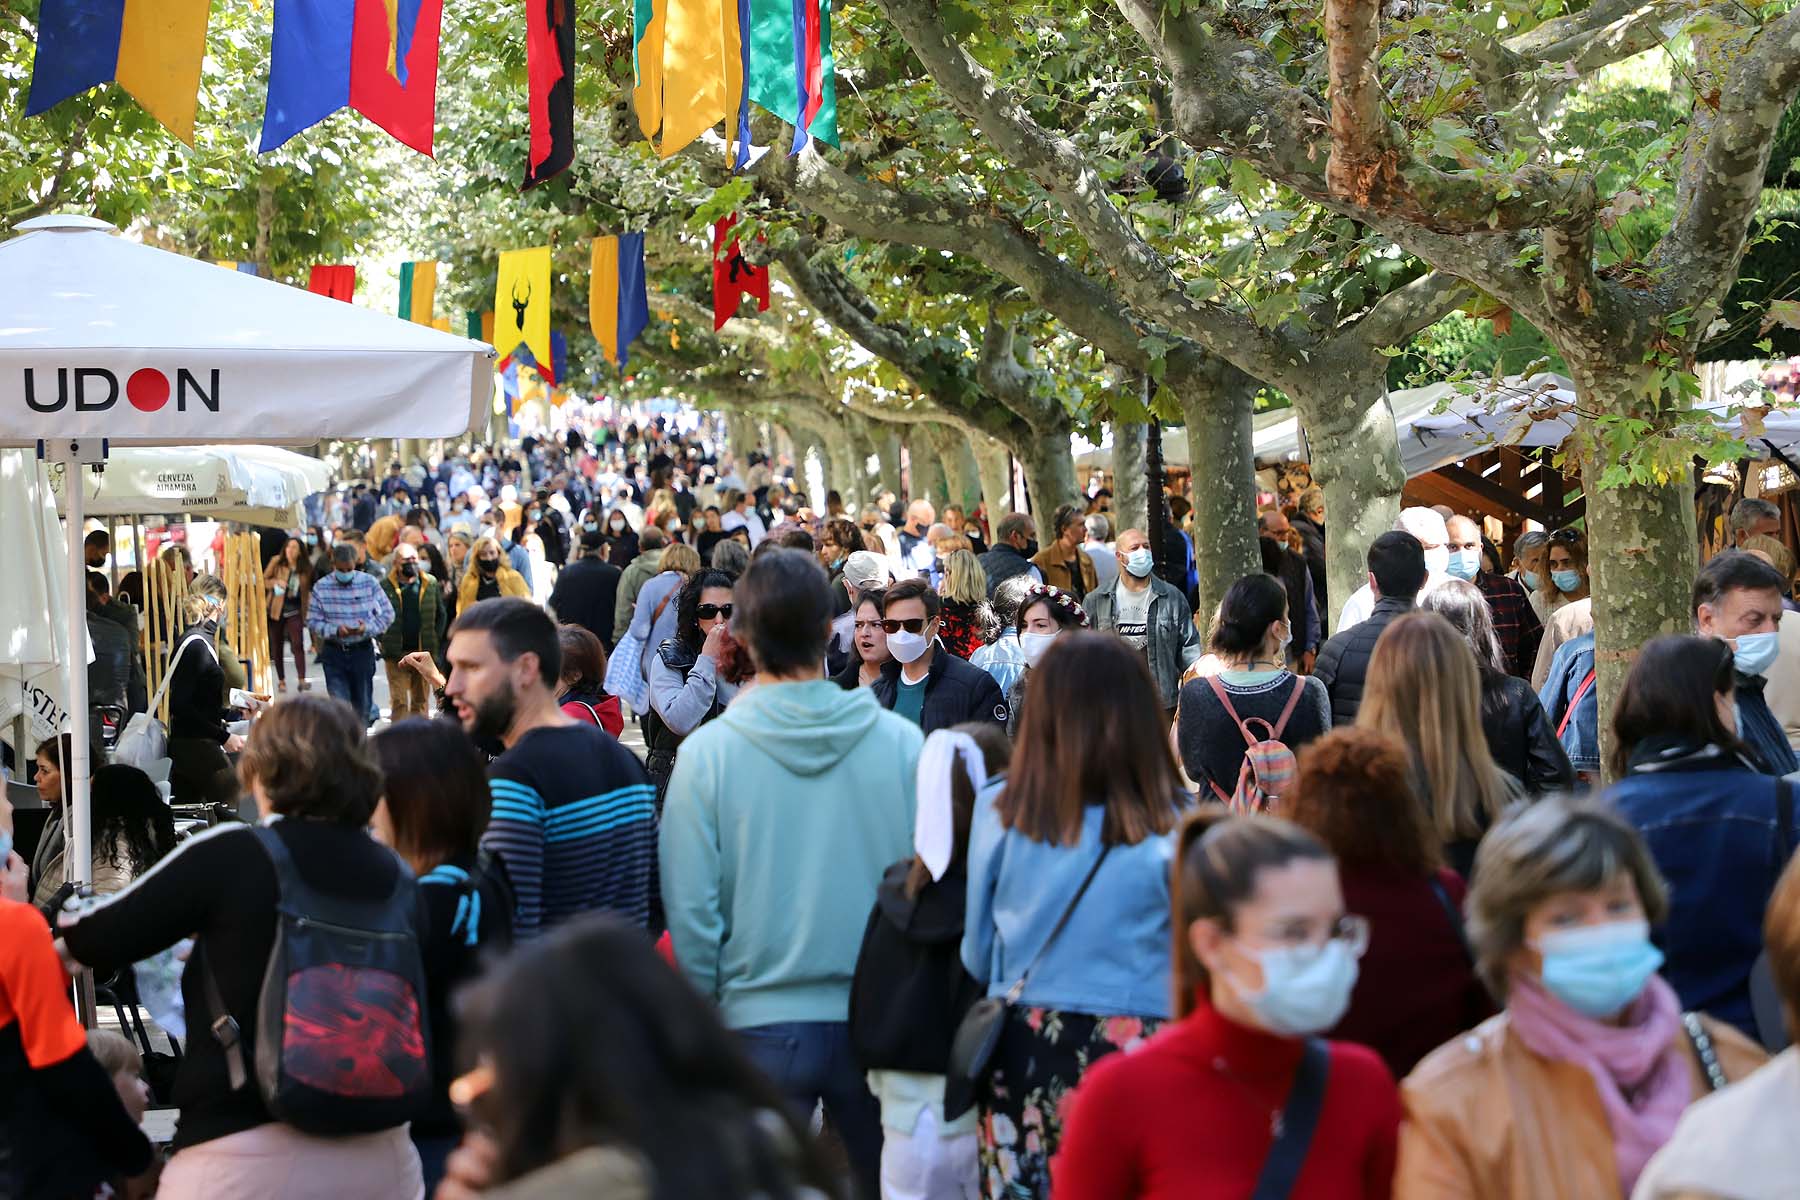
[660,680,922,1029]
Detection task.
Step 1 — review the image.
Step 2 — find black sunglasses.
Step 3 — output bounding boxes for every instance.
[881,617,929,635]
[696,603,734,620]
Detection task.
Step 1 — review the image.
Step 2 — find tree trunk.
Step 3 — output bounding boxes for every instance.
[972,435,1014,524]
[1174,361,1261,619]
[927,424,978,511]
[824,424,860,509]
[1112,420,1149,535]
[875,430,903,499]
[725,412,761,462]
[1014,422,1079,536]
[1289,360,1407,633]
[1573,371,1699,781]
[908,429,948,507]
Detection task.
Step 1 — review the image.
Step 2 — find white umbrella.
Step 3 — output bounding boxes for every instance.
[49,444,335,525]
[0,215,492,909]
[0,451,79,763]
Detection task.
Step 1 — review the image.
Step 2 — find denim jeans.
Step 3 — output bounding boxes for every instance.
[739,1020,883,1200]
[318,640,375,726]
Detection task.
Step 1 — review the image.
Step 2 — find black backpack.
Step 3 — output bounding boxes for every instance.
[205,826,432,1135]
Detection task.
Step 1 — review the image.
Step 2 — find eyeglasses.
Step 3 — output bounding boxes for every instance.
[696,603,734,619]
[1247,914,1371,957]
[882,618,929,634]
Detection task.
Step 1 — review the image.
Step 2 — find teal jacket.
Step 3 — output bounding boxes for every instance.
[660,680,921,1029]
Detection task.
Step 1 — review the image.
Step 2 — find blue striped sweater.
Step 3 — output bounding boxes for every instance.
[482,723,657,938]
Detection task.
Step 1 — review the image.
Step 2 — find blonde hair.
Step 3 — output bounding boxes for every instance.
[1743,533,1797,583]
[938,549,987,605]
[182,572,227,625]
[661,542,702,576]
[87,1029,142,1078]
[1357,611,1511,843]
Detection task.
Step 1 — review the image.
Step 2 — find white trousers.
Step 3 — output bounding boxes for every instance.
[880,1107,981,1200]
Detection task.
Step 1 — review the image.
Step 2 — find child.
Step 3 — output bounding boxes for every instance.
[87,1030,152,1127]
[849,723,1011,1200]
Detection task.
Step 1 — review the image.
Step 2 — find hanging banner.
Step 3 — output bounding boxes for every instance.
[494,246,552,369]
[308,264,357,301]
[713,215,768,330]
[747,0,836,150]
[398,261,438,324]
[28,0,213,145]
[590,233,650,368]
[523,0,575,187]
[260,0,442,154]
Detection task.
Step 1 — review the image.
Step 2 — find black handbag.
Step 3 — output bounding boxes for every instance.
[943,845,1112,1119]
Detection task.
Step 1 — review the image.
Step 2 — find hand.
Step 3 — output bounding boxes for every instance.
[435,1131,501,1200]
[0,851,27,904]
[52,936,81,973]
[336,624,355,638]
[400,651,446,690]
[223,733,246,754]
[700,622,730,662]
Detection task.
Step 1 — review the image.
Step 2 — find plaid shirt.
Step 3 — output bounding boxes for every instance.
[305,569,395,644]
[1478,570,1542,678]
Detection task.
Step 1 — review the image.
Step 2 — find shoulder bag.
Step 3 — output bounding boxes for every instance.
[943,843,1112,1119]
[1250,1038,1331,1200]
[113,634,218,772]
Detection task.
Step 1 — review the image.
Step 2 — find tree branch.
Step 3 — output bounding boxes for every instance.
[1348,271,1477,349]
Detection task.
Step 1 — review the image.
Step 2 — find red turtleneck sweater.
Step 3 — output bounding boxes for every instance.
[1053,996,1401,1199]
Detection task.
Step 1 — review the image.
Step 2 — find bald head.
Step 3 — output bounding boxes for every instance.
[1258,510,1291,538]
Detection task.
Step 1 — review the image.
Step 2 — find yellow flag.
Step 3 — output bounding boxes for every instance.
[116,0,211,145]
[633,0,668,142]
[494,247,552,370]
[660,0,728,158]
[590,237,622,367]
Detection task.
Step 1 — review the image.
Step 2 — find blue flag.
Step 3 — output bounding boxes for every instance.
[260,0,354,153]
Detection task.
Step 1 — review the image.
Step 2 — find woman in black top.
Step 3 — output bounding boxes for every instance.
[58,695,427,1198]
[370,718,512,1191]
[165,575,242,809]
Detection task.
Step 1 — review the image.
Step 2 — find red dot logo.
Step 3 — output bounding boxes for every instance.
[126,368,169,412]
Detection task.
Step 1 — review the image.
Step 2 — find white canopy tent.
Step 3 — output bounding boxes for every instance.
[0,214,491,913]
[0,451,80,764]
[48,443,336,526]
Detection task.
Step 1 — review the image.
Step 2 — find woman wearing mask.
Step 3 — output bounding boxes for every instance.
[58,696,431,1198]
[1540,527,1591,613]
[1287,729,1492,1077]
[443,531,472,618]
[963,632,1189,1197]
[1606,635,1798,1039]
[1395,798,1765,1199]
[430,918,841,1200]
[1358,612,1516,878]
[834,590,891,690]
[368,719,513,1190]
[457,536,530,610]
[166,574,244,809]
[646,569,747,805]
[1054,809,1400,1199]
[1176,573,1329,808]
[695,506,725,564]
[265,538,313,694]
[937,549,995,660]
[1005,584,1090,734]
[1418,579,1575,794]
[820,517,864,618]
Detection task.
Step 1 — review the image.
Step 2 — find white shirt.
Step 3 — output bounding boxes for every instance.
[1335,572,1450,632]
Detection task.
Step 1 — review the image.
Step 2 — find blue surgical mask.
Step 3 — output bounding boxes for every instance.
[304,534,318,547]
[1124,547,1155,578]
[333,569,358,584]
[0,828,12,865]
[1536,920,1663,1018]
[1552,569,1582,594]
[1520,569,1541,592]
[1446,549,1479,581]
[1226,938,1361,1037]
[1734,630,1781,678]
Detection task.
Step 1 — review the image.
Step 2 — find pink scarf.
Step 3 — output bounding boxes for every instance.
[1507,972,1690,1193]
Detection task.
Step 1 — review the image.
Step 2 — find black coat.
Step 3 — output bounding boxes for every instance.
[548,558,623,651]
[1480,669,1576,793]
[1312,596,1411,727]
[849,860,982,1073]
[978,544,1036,599]
[1294,513,1328,622]
[871,647,1010,734]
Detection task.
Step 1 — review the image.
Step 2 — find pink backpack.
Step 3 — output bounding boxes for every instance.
[1205,675,1307,812]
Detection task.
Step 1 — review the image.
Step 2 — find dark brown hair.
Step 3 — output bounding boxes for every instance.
[904,724,1012,899]
[882,577,942,621]
[368,719,490,871]
[557,624,608,691]
[997,631,1185,846]
[238,694,383,825]
[1170,807,1331,1017]
[1287,728,1441,875]
[1608,634,1748,779]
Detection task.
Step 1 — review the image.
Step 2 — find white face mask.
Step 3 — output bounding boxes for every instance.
[1423,546,1451,576]
[887,629,931,664]
[1019,630,1059,668]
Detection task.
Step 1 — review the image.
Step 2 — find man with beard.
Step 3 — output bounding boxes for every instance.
[444,598,656,939]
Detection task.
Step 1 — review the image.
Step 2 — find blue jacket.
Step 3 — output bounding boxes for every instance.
[1606,738,1797,1038]
[963,782,1185,1019]
[1537,631,1598,773]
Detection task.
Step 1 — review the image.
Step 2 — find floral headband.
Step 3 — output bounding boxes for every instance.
[1022,584,1090,628]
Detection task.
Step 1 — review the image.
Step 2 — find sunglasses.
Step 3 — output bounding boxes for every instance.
[696,603,734,620]
[881,618,929,635]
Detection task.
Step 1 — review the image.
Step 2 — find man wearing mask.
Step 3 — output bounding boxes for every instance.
[978,512,1043,598]
[1334,507,1451,632]
[1030,504,1098,597]
[870,579,1009,733]
[549,532,624,652]
[1443,513,1543,678]
[1293,487,1328,618]
[1693,550,1798,774]
[897,499,937,579]
[1257,509,1321,666]
[943,504,987,556]
[1730,497,1782,549]
[83,530,110,570]
[1511,529,1551,619]
[1083,529,1201,714]
[305,543,395,725]
[379,544,445,721]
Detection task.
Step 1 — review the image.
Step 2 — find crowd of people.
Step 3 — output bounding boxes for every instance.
[5,416,1800,1200]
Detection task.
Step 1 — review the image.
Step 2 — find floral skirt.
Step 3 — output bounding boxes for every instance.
[976,1005,1161,1199]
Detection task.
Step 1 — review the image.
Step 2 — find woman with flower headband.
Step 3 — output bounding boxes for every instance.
[1004,584,1090,736]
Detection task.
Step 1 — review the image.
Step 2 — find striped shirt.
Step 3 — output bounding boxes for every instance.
[482,723,657,938]
[304,569,395,642]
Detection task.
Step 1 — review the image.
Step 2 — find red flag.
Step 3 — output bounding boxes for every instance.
[308,265,356,301]
[523,0,575,187]
[349,0,443,156]
[713,215,769,331]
